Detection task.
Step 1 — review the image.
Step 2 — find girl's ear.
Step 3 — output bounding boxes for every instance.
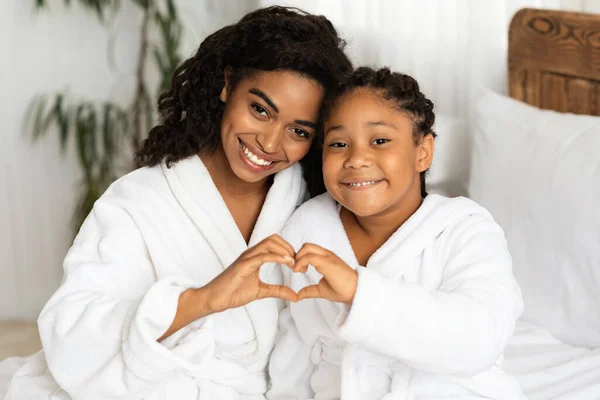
[416,133,434,173]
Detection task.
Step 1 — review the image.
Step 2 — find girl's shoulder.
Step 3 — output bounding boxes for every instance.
[289,192,338,225]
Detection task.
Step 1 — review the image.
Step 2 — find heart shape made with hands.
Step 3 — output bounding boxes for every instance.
[281,243,358,304]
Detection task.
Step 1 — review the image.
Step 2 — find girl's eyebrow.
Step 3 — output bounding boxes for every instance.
[326,125,344,134]
[326,120,396,135]
[366,120,396,129]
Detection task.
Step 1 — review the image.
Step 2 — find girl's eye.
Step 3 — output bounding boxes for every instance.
[372,138,390,145]
[251,104,268,117]
[292,128,311,139]
[329,142,348,148]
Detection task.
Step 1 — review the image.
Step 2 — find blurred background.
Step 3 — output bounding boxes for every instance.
[1,0,599,356]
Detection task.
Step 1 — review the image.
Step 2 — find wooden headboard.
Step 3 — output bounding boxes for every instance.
[509,8,600,115]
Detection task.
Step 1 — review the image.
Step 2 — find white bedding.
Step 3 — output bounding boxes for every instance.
[504,320,600,400]
[0,357,26,399]
[5,321,599,400]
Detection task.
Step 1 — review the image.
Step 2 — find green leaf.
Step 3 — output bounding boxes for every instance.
[153,3,182,95]
[131,0,149,10]
[31,95,50,141]
[102,103,115,163]
[153,47,166,74]
[74,103,98,178]
[34,0,120,22]
[166,0,175,17]
[73,179,100,237]
[52,94,71,151]
[143,91,153,137]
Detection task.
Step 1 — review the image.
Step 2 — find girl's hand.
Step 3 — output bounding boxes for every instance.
[293,243,358,304]
[203,234,297,314]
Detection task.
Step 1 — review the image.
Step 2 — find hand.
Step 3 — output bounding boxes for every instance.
[293,243,358,304]
[202,234,298,314]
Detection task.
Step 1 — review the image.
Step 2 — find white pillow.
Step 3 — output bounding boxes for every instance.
[469,89,600,348]
[427,115,469,198]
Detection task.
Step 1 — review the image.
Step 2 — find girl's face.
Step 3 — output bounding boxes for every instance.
[322,88,434,217]
[219,70,324,183]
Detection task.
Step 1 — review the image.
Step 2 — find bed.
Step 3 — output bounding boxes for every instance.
[475,7,600,400]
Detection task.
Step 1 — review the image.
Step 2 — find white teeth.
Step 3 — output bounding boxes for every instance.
[348,180,378,187]
[240,142,273,166]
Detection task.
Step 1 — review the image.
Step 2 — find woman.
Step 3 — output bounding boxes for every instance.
[4,6,352,399]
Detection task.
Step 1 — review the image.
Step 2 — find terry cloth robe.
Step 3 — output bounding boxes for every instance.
[267,193,526,400]
[2,155,306,400]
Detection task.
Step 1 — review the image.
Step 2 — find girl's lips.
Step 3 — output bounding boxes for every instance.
[340,179,384,190]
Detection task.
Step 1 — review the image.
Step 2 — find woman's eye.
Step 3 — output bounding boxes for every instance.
[372,138,390,145]
[292,128,310,138]
[252,104,268,117]
[329,142,347,148]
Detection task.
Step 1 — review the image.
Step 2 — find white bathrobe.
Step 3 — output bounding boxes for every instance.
[3,155,306,400]
[267,193,526,400]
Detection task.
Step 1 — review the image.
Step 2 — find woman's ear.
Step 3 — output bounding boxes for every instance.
[416,133,435,173]
[220,67,233,103]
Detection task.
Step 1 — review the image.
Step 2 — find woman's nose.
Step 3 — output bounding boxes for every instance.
[256,125,284,153]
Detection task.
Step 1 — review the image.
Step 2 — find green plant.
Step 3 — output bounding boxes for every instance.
[30,0,182,233]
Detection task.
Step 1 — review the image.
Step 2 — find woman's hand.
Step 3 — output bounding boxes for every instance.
[159,234,296,342]
[202,234,298,314]
[293,243,358,304]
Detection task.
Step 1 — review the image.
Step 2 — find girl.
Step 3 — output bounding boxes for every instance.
[267,68,526,399]
[4,6,352,400]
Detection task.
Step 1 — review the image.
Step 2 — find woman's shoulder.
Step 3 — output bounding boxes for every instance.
[102,163,169,202]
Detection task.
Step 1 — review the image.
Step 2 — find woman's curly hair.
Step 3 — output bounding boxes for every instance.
[135,6,353,197]
[320,67,436,198]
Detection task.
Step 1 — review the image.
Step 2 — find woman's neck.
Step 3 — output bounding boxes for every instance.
[199,144,271,198]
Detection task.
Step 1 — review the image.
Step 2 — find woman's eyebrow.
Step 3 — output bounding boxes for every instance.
[295,120,316,129]
[249,88,278,113]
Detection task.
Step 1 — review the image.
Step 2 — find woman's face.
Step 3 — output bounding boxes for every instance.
[219,70,324,183]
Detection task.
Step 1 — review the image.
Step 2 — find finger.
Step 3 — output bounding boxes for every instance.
[243,253,294,271]
[259,284,299,302]
[293,254,329,274]
[245,240,295,263]
[297,285,322,300]
[267,234,296,259]
[295,242,331,259]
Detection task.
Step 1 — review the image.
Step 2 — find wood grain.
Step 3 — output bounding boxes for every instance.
[509,8,600,115]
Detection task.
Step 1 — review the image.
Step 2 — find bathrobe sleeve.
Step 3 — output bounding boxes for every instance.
[335,214,524,377]
[37,195,204,399]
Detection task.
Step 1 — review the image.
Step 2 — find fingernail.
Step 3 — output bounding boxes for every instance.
[284,256,295,265]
